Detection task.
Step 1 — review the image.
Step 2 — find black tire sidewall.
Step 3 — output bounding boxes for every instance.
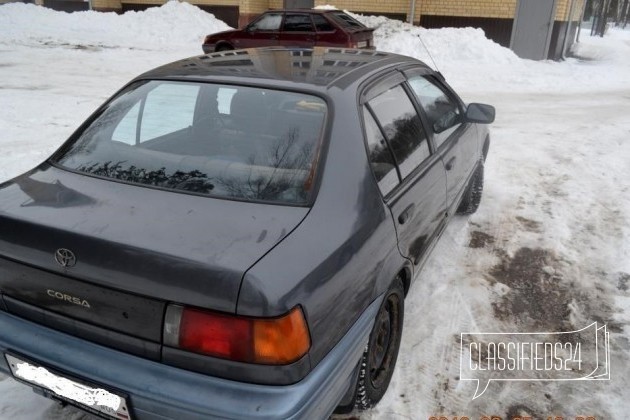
[216,44,233,52]
[357,278,405,408]
[457,163,484,215]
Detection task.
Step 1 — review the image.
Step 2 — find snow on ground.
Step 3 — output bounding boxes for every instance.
[0,3,629,419]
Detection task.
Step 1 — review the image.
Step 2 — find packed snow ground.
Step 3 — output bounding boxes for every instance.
[1,3,629,419]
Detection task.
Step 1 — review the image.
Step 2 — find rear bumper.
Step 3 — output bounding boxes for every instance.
[0,296,381,419]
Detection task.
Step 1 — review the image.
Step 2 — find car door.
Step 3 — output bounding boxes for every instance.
[279,13,316,47]
[310,14,338,47]
[361,73,448,267]
[404,69,479,213]
[241,12,283,48]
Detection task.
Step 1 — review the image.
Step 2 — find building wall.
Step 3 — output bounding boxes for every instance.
[313,0,408,17]
[314,0,520,22]
[555,0,586,21]
[63,0,588,60]
[91,0,122,11]
[415,0,517,48]
[90,0,262,26]
[548,0,586,59]
[416,0,517,22]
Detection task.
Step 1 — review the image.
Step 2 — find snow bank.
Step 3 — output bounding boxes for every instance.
[0,1,231,49]
[354,13,521,67]
[316,6,520,67]
[571,26,630,65]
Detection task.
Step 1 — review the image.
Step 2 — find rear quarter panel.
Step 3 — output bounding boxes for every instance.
[237,87,406,367]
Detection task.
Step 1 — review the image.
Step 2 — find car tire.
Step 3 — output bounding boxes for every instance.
[352,277,405,411]
[457,163,484,215]
[215,44,234,52]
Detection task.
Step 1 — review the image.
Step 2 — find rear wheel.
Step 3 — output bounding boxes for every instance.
[457,163,484,215]
[350,278,405,411]
[215,44,233,52]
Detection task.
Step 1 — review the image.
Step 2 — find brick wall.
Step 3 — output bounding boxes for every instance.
[312,0,520,25]
[312,0,584,24]
[45,0,588,26]
[91,0,123,10]
[314,0,408,16]
[416,0,517,22]
[555,0,586,21]
[240,0,267,13]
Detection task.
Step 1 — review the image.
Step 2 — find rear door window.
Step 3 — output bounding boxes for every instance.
[367,85,430,179]
[311,14,334,32]
[283,13,315,32]
[363,108,399,196]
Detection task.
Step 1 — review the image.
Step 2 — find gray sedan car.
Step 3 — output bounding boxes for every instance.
[0,47,494,419]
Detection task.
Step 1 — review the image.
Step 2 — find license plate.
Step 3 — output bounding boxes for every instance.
[357,41,368,48]
[5,353,132,420]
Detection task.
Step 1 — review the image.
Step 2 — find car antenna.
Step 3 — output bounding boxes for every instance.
[417,32,443,77]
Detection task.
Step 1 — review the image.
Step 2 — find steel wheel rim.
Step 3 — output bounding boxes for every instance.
[369,293,400,389]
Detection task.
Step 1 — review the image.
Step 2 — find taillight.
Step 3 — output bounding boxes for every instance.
[164,305,310,365]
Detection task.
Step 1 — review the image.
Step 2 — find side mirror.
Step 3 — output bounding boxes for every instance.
[465,103,495,124]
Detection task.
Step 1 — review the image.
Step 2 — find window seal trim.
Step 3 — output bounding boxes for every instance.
[402,71,466,151]
[134,97,146,145]
[364,103,402,184]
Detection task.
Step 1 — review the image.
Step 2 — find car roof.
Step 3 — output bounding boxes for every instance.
[136,47,431,91]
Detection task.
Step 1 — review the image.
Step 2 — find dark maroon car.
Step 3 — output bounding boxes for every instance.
[202,9,375,53]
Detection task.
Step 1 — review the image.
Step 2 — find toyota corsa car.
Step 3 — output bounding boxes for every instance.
[202,9,375,53]
[0,47,494,419]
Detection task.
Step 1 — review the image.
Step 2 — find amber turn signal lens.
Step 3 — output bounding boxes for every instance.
[253,307,311,364]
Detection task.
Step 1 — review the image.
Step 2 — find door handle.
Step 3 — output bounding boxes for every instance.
[445,156,456,171]
[398,204,415,225]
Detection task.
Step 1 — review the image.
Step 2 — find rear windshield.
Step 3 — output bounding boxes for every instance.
[328,11,365,29]
[54,81,327,205]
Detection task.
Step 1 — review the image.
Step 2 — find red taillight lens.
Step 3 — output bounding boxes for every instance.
[164,305,310,365]
[179,308,253,361]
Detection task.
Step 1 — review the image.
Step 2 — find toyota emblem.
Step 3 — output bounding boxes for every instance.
[54,248,76,268]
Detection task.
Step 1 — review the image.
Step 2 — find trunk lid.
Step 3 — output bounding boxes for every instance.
[346,28,374,49]
[0,164,308,341]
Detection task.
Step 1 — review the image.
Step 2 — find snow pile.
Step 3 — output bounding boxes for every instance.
[354,13,521,67]
[0,1,231,50]
[572,27,630,64]
[316,5,520,67]
[313,4,338,10]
